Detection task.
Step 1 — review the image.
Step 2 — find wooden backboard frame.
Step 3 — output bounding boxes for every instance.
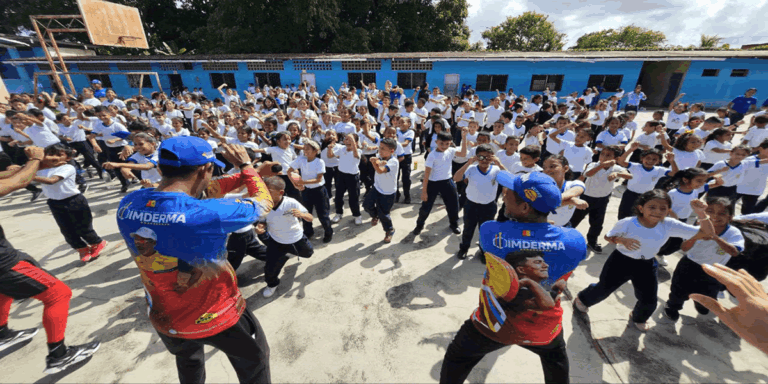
[77,0,149,49]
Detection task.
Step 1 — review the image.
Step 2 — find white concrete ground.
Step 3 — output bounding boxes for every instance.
[2,111,768,383]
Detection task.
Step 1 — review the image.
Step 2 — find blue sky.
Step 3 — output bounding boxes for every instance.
[466,0,768,48]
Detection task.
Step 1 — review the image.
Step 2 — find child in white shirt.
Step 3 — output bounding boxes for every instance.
[362,138,400,243]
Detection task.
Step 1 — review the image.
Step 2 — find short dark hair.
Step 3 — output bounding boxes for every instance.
[437,131,452,142]
[157,148,205,179]
[633,189,671,217]
[519,145,541,159]
[475,143,493,155]
[264,176,285,191]
[380,137,397,151]
[602,145,624,158]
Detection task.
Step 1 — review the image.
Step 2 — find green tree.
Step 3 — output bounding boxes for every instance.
[572,25,666,49]
[480,12,566,51]
[700,34,723,48]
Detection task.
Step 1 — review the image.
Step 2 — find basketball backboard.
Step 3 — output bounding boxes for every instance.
[76,0,149,49]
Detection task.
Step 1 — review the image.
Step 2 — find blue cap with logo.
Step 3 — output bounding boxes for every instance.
[158,136,225,168]
[91,79,101,85]
[496,171,561,214]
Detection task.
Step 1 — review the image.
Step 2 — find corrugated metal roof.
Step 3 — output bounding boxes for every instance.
[5,50,768,64]
[0,33,96,50]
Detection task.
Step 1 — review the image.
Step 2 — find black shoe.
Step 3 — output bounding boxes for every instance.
[588,243,603,253]
[450,226,461,234]
[456,249,468,260]
[403,197,411,204]
[395,193,401,202]
[78,184,89,194]
[30,190,43,202]
[475,248,487,264]
[694,302,710,315]
[412,225,424,235]
[305,232,315,239]
[44,341,100,374]
[120,184,129,193]
[663,307,680,322]
[0,328,38,352]
[322,234,332,243]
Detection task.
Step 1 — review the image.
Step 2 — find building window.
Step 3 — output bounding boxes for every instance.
[37,63,64,71]
[292,60,331,71]
[586,75,622,92]
[341,60,381,71]
[117,62,152,71]
[202,62,239,71]
[347,73,376,87]
[476,75,508,92]
[731,69,749,77]
[253,73,281,88]
[247,61,285,71]
[701,69,720,77]
[396,73,427,89]
[391,59,433,71]
[159,62,194,71]
[209,73,236,89]
[127,74,152,88]
[76,63,111,72]
[88,74,112,88]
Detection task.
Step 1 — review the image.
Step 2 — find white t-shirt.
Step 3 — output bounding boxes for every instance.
[607,217,700,260]
[508,163,542,175]
[548,180,585,226]
[334,122,356,136]
[666,111,689,131]
[485,106,504,127]
[127,151,161,183]
[503,123,525,138]
[737,156,768,196]
[634,132,659,149]
[374,157,400,195]
[24,124,61,147]
[626,162,669,193]
[265,146,297,175]
[425,147,457,181]
[102,99,126,110]
[583,163,625,198]
[322,143,343,168]
[82,98,101,108]
[686,225,744,266]
[396,129,415,156]
[36,164,79,200]
[290,157,325,189]
[266,197,309,244]
[58,123,86,142]
[735,212,768,224]
[710,160,746,187]
[703,140,731,164]
[595,130,628,151]
[560,141,593,174]
[95,120,129,148]
[463,164,501,205]
[591,110,608,126]
[496,150,520,172]
[359,131,380,156]
[545,129,575,155]
[742,127,768,148]
[489,132,508,153]
[622,121,638,140]
[333,146,361,174]
[669,186,709,219]
[672,148,704,170]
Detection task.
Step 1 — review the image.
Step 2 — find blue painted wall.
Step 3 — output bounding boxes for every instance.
[679,58,768,108]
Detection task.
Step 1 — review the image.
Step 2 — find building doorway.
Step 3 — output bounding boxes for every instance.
[168,74,184,94]
[635,61,690,107]
[300,73,316,88]
[444,74,459,97]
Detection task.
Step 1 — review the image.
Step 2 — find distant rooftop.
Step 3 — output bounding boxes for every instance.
[0,34,95,50]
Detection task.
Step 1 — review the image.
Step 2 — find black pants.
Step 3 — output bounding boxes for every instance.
[226,229,267,271]
[157,309,271,384]
[452,161,468,208]
[68,141,103,176]
[460,200,497,252]
[362,188,396,232]
[737,193,760,215]
[106,145,128,187]
[95,140,109,169]
[397,154,412,199]
[335,172,361,217]
[625,105,639,113]
[667,256,722,312]
[617,189,641,220]
[360,154,376,193]
[278,175,302,203]
[707,185,738,202]
[417,179,460,228]
[578,250,659,323]
[569,194,610,245]
[439,319,569,384]
[264,236,313,287]
[47,194,102,250]
[324,166,338,197]
[301,186,332,237]
[0,151,40,193]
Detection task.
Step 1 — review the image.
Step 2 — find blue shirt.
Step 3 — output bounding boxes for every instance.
[762,98,768,107]
[93,88,106,99]
[731,95,757,114]
[626,91,646,106]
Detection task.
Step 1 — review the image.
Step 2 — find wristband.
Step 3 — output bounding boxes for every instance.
[238,161,252,169]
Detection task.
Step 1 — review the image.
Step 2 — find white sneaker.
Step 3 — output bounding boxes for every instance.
[658,255,668,267]
[102,171,112,183]
[331,214,342,223]
[354,216,363,225]
[263,285,278,298]
[717,291,725,299]
[573,296,589,313]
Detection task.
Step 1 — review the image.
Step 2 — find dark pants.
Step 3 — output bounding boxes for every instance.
[157,309,271,384]
[417,179,460,228]
[360,154,376,193]
[226,229,267,271]
[569,194,610,245]
[707,185,738,202]
[578,250,659,323]
[452,161,468,208]
[106,145,128,187]
[335,172,361,217]
[301,186,332,237]
[460,200,497,252]
[278,175,302,203]
[324,166,338,197]
[618,189,641,220]
[729,112,745,125]
[47,194,102,250]
[95,140,109,169]
[625,105,639,113]
[264,236,313,287]
[737,193,760,215]
[439,319,569,384]
[363,188,396,232]
[397,154,412,199]
[0,151,40,193]
[667,256,722,312]
[755,196,768,213]
[68,141,103,176]
[497,202,509,222]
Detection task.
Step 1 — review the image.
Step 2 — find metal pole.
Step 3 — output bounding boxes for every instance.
[154,73,163,94]
[139,74,144,97]
[29,17,69,96]
[47,30,77,96]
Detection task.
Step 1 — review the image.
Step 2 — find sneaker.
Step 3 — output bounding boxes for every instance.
[371,217,379,227]
[331,214,342,223]
[0,328,38,352]
[78,184,89,194]
[456,249,468,260]
[354,216,363,225]
[403,197,411,204]
[475,248,486,264]
[657,255,668,267]
[384,230,395,243]
[88,241,108,260]
[450,226,461,234]
[120,184,129,193]
[588,243,603,253]
[263,285,278,298]
[30,190,43,202]
[102,172,112,183]
[412,224,424,235]
[322,234,333,243]
[77,247,92,263]
[44,341,100,374]
[663,307,680,322]
[630,312,649,332]
[573,296,589,313]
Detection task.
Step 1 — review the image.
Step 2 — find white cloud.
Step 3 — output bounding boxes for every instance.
[466,0,768,48]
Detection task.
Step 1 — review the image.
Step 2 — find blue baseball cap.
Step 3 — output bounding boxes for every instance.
[158,136,225,168]
[91,79,101,85]
[496,171,561,214]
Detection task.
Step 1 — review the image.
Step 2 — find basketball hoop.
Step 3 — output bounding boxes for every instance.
[117,36,140,45]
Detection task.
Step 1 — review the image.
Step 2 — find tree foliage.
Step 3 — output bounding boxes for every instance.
[572,25,666,49]
[480,12,565,51]
[700,34,723,48]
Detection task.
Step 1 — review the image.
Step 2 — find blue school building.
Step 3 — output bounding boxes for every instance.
[2,37,768,108]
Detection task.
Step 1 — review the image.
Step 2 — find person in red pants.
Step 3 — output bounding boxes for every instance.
[0,146,100,374]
